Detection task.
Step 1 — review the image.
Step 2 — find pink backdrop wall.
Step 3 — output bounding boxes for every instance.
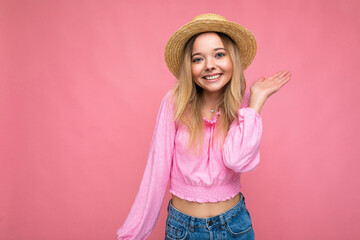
[1,0,359,239]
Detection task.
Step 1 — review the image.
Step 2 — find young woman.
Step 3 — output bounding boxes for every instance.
[117,13,291,239]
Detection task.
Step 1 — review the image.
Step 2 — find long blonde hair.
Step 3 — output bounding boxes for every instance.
[171,32,247,155]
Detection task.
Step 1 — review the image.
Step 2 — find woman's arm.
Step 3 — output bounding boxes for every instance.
[222,106,263,173]
[116,90,176,240]
[222,70,291,172]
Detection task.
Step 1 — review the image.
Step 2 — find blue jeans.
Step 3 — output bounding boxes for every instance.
[165,192,255,240]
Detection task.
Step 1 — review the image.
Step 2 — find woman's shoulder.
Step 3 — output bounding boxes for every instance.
[161,89,176,106]
[163,89,173,99]
[158,89,176,113]
[159,89,178,128]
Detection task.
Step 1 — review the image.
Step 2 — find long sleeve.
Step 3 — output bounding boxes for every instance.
[222,91,263,173]
[117,91,176,239]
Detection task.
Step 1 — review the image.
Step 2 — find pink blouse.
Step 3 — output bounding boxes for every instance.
[117,89,263,239]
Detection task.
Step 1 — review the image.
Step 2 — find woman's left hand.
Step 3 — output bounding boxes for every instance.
[249,70,291,114]
[251,70,291,99]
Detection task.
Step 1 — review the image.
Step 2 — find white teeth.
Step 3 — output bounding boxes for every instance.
[204,74,221,80]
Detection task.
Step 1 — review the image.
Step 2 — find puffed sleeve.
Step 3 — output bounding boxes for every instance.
[117,90,176,239]
[222,90,263,173]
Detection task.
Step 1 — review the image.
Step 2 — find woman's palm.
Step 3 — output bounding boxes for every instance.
[251,70,291,98]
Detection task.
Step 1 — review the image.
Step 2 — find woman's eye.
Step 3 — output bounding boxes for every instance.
[216,53,225,57]
[193,58,202,62]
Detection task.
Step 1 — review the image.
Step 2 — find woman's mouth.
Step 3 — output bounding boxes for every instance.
[203,73,222,82]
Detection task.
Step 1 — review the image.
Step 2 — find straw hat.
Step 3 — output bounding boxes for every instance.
[165,13,257,79]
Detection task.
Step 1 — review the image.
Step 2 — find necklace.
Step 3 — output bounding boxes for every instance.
[210,107,219,113]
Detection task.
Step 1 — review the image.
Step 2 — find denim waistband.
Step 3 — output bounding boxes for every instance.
[167,192,246,232]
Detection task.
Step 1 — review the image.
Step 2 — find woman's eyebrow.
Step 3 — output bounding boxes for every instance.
[191,48,226,57]
[191,52,201,57]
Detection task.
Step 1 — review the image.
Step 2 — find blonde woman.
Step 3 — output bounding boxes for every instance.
[117,13,291,239]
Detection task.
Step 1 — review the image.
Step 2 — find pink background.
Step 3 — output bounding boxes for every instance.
[1,0,359,239]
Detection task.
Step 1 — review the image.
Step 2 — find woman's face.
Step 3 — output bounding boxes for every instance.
[191,32,233,95]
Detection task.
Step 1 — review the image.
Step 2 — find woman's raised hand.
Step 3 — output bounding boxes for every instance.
[249,70,291,114]
[251,70,291,98]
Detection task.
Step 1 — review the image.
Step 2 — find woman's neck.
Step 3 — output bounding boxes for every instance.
[201,91,221,112]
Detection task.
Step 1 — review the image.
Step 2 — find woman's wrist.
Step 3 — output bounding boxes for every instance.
[249,104,262,115]
[249,93,267,115]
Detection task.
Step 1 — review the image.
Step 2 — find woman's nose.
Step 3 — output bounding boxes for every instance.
[205,58,215,70]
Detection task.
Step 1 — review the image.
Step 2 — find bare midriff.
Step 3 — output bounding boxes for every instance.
[171,193,241,218]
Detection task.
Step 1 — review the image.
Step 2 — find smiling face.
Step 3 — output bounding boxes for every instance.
[191,32,233,95]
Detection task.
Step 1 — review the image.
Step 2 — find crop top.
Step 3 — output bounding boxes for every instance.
[117,89,263,239]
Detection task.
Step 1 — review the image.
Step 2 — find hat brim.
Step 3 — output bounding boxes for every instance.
[165,19,257,79]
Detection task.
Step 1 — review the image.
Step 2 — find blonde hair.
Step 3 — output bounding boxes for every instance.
[171,32,247,155]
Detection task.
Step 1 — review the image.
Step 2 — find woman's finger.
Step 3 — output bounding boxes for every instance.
[278,75,291,87]
[268,71,284,80]
[278,71,290,78]
[273,71,290,82]
[269,70,289,81]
